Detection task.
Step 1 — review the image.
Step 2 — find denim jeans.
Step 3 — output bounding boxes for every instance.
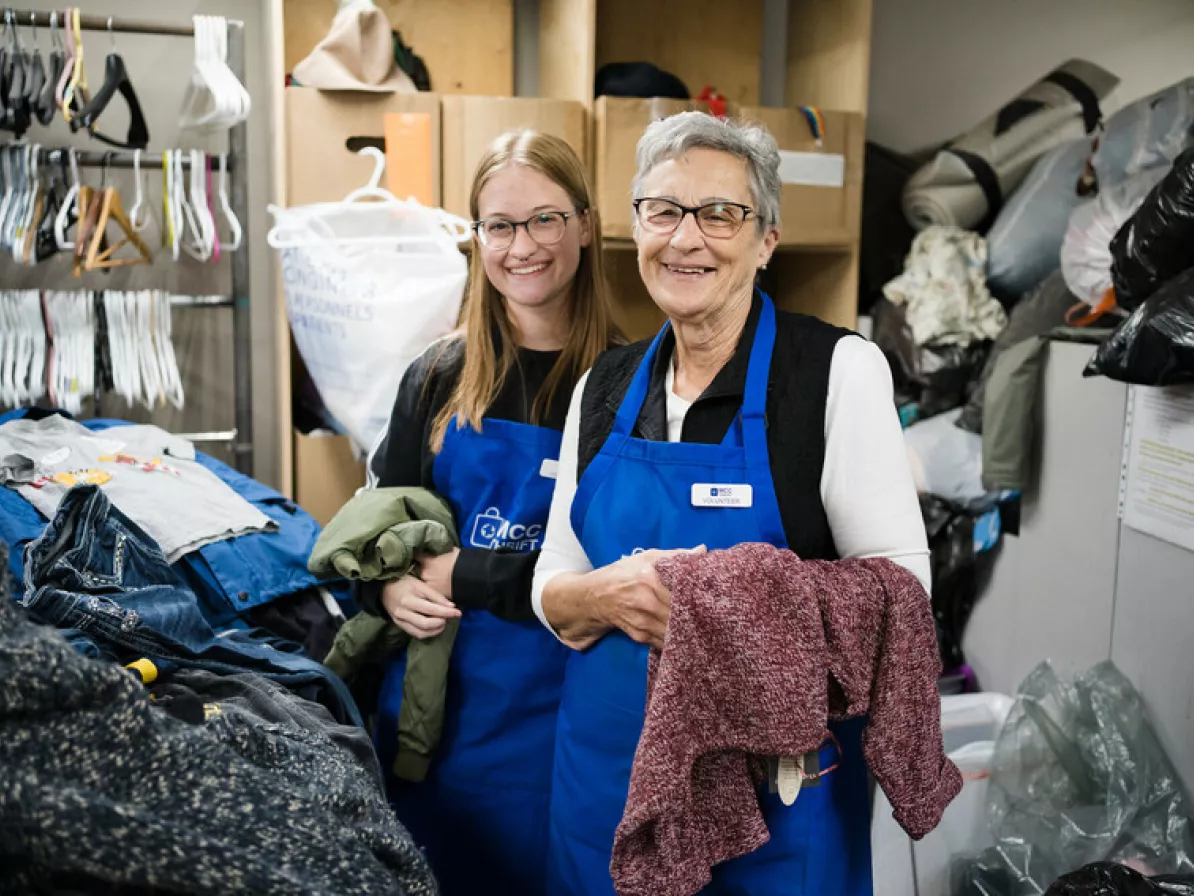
[22,484,363,728]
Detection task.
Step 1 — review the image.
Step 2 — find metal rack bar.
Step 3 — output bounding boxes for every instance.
[6,9,256,476]
[226,24,254,475]
[7,11,244,38]
[175,429,239,444]
[171,295,235,308]
[45,149,236,172]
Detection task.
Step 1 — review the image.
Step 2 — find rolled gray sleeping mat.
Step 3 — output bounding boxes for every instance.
[902,59,1119,233]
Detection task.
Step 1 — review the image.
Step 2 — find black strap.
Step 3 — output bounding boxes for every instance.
[1045,70,1103,133]
[944,148,1002,233]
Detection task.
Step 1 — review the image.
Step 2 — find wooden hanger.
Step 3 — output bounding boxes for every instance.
[84,185,151,271]
[72,184,100,276]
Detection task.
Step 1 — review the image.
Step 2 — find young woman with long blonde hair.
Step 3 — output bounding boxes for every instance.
[362,129,616,895]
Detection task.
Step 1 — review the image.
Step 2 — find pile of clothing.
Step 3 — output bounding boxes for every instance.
[0,408,344,645]
[0,486,437,893]
[862,71,1194,681]
[0,407,441,891]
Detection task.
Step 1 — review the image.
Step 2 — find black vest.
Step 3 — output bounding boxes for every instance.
[577,299,846,562]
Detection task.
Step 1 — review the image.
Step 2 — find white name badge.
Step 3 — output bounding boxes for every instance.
[539,458,560,480]
[691,483,753,508]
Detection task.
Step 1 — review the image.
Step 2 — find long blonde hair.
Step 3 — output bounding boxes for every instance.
[430,130,616,451]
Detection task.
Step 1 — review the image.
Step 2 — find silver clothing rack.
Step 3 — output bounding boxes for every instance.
[46,148,238,172]
[10,9,255,475]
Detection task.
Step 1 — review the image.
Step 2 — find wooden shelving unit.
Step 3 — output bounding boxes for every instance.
[270,0,874,497]
[539,0,873,337]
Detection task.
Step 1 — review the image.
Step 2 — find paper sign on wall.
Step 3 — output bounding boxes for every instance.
[1120,384,1194,553]
[385,112,434,206]
[778,150,845,188]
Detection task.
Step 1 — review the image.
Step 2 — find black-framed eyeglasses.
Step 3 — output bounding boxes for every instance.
[472,209,584,250]
[633,197,754,239]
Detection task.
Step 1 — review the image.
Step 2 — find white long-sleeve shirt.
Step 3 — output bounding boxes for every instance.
[531,335,932,630]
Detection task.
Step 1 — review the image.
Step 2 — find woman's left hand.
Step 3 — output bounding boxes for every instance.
[416,547,461,600]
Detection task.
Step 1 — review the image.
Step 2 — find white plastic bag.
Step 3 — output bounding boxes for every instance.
[903,408,987,505]
[1060,166,1168,305]
[269,198,469,454]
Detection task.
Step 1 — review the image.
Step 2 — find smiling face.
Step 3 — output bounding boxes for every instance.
[634,148,778,325]
[474,163,592,317]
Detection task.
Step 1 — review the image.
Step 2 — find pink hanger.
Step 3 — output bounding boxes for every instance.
[55,7,74,112]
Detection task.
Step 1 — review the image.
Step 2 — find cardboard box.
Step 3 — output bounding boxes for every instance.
[293,431,366,528]
[593,96,724,239]
[441,96,588,220]
[285,88,442,207]
[739,106,864,248]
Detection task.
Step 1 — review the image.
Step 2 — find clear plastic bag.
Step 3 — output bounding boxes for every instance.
[953,661,1194,895]
[1061,168,1168,306]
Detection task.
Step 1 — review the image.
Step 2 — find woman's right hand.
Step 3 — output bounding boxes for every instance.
[381,575,461,640]
[544,547,704,651]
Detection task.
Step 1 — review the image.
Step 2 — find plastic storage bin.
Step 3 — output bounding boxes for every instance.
[872,693,1015,896]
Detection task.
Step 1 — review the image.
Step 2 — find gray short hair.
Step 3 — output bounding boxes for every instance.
[631,111,782,234]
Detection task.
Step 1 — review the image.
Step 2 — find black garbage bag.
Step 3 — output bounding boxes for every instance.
[920,495,1003,670]
[1084,266,1194,385]
[1046,863,1194,896]
[873,297,991,420]
[1111,148,1194,311]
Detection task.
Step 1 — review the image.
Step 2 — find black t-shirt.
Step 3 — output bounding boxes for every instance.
[359,333,572,621]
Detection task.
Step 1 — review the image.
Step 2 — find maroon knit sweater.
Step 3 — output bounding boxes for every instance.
[609,543,962,896]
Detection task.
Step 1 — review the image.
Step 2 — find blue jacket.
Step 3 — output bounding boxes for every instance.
[0,409,333,625]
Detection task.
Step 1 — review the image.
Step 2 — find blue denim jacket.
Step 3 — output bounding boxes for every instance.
[0,409,333,625]
[22,483,362,727]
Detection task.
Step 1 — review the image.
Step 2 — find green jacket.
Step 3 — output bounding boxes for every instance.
[310,487,459,783]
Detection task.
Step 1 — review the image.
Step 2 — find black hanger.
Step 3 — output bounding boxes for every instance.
[34,151,66,263]
[69,20,149,150]
[37,12,64,126]
[24,13,45,122]
[4,11,30,137]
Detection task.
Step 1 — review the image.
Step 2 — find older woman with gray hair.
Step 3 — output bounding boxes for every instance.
[531,111,930,894]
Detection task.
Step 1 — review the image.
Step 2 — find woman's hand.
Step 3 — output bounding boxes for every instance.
[544,547,704,651]
[416,547,460,600]
[381,574,461,640]
[590,550,680,650]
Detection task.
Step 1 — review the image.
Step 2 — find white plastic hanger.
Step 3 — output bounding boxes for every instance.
[267,147,472,249]
[179,15,251,131]
[10,292,31,403]
[135,290,161,408]
[0,147,19,251]
[153,292,184,409]
[129,149,152,234]
[0,293,15,406]
[55,149,80,251]
[15,146,41,265]
[26,290,46,403]
[177,150,208,261]
[193,149,217,260]
[217,153,241,251]
[162,295,184,409]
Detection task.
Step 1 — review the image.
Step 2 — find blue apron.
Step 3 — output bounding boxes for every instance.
[375,415,570,895]
[548,293,873,896]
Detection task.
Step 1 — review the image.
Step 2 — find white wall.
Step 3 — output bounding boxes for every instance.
[867,0,1194,153]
